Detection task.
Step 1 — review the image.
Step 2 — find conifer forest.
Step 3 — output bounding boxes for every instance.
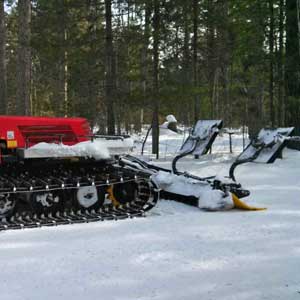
[1,0,300,136]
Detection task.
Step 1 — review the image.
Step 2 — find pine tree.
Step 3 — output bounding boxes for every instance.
[193,0,199,122]
[16,0,31,115]
[152,0,160,157]
[285,0,300,126]
[104,0,116,134]
[0,0,7,114]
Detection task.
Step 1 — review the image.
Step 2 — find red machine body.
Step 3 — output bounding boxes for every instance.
[0,116,158,230]
[0,116,91,150]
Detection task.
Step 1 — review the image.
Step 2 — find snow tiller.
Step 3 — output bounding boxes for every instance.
[0,116,264,231]
[0,116,159,231]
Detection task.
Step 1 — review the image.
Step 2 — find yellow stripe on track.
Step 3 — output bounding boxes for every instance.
[107,185,120,207]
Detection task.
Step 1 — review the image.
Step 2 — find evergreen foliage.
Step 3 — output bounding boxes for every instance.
[1,0,300,133]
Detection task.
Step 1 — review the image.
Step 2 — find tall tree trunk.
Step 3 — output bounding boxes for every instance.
[57,1,68,117]
[0,0,6,114]
[61,1,68,117]
[105,0,116,134]
[207,0,215,118]
[297,0,300,58]
[285,0,300,126]
[278,0,285,126]
[269,0,275,126]
[219,0,230,125]
[141,1,151,128]
[17,0,31,116]
[182,2,190,124]
[152,0,160,157]
[63,28,68,116]
[193,0,199,122]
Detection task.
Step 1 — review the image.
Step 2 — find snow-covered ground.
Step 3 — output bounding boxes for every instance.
[1,131,300,300]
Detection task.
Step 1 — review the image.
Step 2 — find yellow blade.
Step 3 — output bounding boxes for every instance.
[232,193,266,211]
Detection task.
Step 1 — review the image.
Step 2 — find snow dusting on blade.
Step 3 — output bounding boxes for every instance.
[238,127,294,163]
[180,120,223,156]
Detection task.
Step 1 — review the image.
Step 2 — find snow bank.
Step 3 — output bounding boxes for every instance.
[152,171,234,211]
[99,137,134,150]
[134,127,184,157]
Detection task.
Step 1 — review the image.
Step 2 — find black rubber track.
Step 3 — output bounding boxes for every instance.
[0,159,159,231]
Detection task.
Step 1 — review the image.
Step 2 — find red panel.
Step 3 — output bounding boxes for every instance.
[0,116,92,148]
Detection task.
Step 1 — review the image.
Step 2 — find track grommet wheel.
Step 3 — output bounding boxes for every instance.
[31,191,64,214]
[0,194,15,218]
[109,182,137,205]
[76,186,105,210]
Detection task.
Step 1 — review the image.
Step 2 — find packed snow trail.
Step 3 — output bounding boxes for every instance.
[0,149,300,300]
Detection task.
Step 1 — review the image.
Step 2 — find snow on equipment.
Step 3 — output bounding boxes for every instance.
[172,120,223,173]
[120,154,263,211]
[287,135,300,150]
[229,127,295,181]
[0,116,159,231]
[160,115,178,133]
[180,120,223,156]
[122,116,261,211]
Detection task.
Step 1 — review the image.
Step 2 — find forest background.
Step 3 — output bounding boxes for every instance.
[0,0,300,147]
